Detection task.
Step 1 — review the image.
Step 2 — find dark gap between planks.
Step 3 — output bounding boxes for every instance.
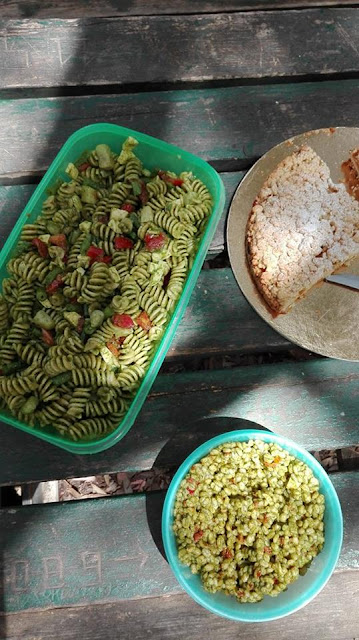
[2,71,359,102]
[1,445,358,507]
[5,1,359,20]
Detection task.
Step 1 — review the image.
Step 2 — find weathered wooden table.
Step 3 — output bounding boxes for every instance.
[1,1,359,638]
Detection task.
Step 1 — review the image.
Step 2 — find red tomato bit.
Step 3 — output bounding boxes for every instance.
[136,311,152,332]
[46,274,64,295]
[121,203,134,213]
[106,341,119,357]
[221,548,233,559]
[139,181,149,205]
[193,530,203,542]
[114,236,134,250]
[78,162,91,171]
[31,237,48,258]
[76,316,85,334]
[158,170,184,186]
[49,234,67,250]
[41,328,54,346]
[144,232,166,251]
[112,314,135,329]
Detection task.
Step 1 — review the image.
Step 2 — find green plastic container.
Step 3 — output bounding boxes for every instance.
[0,123,225,454]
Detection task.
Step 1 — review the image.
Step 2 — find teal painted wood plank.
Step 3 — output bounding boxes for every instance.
[0,470,357,612]
[2,79,359,180]
[1,9,359,91]
[4,1,359,19]
[0,358,358,486]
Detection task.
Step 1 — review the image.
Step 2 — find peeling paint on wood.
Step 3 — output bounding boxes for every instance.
[1,9,359,90]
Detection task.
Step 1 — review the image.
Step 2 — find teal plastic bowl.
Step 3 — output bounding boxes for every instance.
[162,429,343,622]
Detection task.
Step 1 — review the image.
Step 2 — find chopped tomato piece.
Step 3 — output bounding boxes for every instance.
[158,170,184,186]
[117,336,126,346]
[114,236,134,250]
[106,341,119,357]
[193,530,203,542]
[273,578,279,585]
[237,590,244,598]
[139,181,149,204]
[87,245,104,261]
[221,548,233,559]
[144,232,166,251]
[97,255,112,264]
[255,570,261,578]
[98,215,109,224]
[41,328,54,346]
[112,314,135,329]
[31,237,48,258]
[78,162,91,171]
[77,316,84,334]
[87,245,112,264]
[121,203,134,213]
[136,311,152,332]
[49,234,67,250]
[263,546,272,554]
[46,274,64,295]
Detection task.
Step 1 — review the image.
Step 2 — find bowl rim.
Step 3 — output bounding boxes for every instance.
[161,428,343,623]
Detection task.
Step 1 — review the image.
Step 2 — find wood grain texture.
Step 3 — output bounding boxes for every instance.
[0,358,359,486]
[6,570,356,640]
[0,469,356,612]
[1,79,359,181]
[0,172,242,255]
[1,9,359,91]
[4,1,359,19]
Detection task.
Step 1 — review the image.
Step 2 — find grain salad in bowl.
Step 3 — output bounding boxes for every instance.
[162,430,343,622]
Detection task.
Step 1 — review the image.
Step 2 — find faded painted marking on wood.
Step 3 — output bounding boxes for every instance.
[0,9,359,90]
[2,80,359,180]
[9,572,355,640]
[0,358,359,486]
[0,470,357,612]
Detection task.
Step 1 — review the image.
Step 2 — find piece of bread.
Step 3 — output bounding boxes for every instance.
[246,145,359,314]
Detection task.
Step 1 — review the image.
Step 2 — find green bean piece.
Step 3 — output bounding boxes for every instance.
[52,372,72,386]
[12,241,30,258]
[43,266,63,286]
[2,361,26,375]
[80,234,92,255]
[84,318,96,335]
